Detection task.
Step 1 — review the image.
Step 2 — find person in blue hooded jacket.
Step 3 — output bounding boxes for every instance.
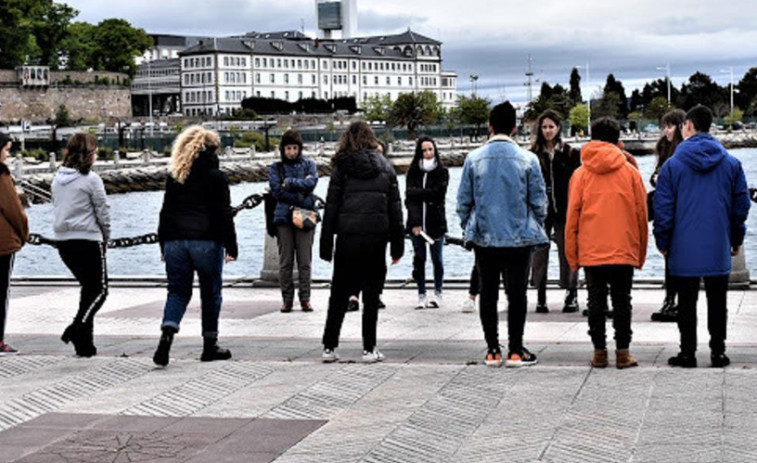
[269,129,318,313]
[653,105,750,369]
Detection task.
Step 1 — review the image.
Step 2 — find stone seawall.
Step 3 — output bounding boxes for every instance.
[0,86,131,122]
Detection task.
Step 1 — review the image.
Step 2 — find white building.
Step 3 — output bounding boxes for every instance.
[177,29,458,117]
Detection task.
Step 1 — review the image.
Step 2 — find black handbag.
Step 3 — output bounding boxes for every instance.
[647,190,655,222]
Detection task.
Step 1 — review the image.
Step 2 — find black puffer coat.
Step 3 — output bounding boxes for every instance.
[158,150,238,258]
[535,142,581,223]
[405,158,449,239]
[320,149,404,261]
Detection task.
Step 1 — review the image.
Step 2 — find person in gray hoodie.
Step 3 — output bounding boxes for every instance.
[52,133,110,357]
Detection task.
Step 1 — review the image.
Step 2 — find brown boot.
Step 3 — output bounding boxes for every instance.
[590,349,608,368]
[280,300,293,313]
[616,349,638,369]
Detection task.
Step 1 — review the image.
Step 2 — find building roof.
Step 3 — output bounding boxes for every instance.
[178,29,441,60]
[138,58,180,69]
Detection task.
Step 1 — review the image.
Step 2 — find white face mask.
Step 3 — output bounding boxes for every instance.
[421,158,437,172]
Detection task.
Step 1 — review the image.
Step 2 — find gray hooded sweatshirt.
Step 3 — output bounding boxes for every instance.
[51,167,111,242]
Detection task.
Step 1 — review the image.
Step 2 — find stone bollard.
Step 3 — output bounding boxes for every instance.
[250,145,256,159]
[12,156,23,178]
[48,152,56,171]
[258,232,299,287]
[113,150,120,167]
[142,150,151,163]
[318,137,325,156]
[729,247,750,288]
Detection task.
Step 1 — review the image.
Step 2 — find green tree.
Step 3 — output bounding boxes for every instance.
[569,103,590,134]
[54,104,72,127]
[723,108,744,129]
[363,94,391,123]
[569,68,582,105]
[601,74,629,118]
[58,21,96,71]
[736,67,757,110]
[387,91,439,139]
[456,94,490,139]
[595,91,621,118]
[0,0,77,68]
[677,72,726,111]
[90,18,152,77]
[644,96,671,121]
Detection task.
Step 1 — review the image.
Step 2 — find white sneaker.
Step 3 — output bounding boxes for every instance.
[322,348,339,363]
[427,291,442,308]
[415,294,427,310]
[362,349,386,363]
[461,298,476,313]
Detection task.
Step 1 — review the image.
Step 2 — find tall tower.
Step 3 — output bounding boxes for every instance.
[315,0,357,39]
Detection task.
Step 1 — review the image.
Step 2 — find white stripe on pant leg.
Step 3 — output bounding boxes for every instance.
[82,243,107,323]
[2,254,14,335]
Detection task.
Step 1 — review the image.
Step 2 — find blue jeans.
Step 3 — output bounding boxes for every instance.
[162,240,224,338]
[411,235,444,294]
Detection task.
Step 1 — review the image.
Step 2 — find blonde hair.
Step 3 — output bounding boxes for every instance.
[170,125,221,184]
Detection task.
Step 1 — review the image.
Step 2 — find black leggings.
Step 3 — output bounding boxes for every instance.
[58,240,108,325]
[0,253,15,341]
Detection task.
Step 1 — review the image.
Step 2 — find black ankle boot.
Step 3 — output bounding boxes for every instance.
[535,283,548,313]
[77,322,97,357]
[651,297,678,322]
[153,327,176,367]
[201,338,231,362]
[563,289,579,313]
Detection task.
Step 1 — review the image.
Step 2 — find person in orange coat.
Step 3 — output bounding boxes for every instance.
[0,133,29,355]
[565,117,647,369]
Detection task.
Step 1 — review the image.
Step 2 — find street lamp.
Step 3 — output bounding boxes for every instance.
[469,74,479,97]
[656,63,671,105]
[576,63,591,137]
[147,58,154,137]
[720,66,734,115]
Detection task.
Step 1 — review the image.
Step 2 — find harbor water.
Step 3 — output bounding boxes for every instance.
[16,148,757,279]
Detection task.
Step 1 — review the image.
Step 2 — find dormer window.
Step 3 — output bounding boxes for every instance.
[350,45,362,54]
[373,47,385,55]
[271,41,283,51]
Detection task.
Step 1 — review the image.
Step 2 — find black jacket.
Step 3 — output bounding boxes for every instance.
[320,149,404,261]
[158,150,238,258]
[536,142,581,223]
[405,159,449,239]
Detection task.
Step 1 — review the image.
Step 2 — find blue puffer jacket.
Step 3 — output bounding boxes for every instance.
[457,135,549,248]
[653,133,750,277]
[268,155,318,225]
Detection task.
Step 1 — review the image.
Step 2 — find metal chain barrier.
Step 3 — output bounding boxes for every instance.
[27,192,269,249]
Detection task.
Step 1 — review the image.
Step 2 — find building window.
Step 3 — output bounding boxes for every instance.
[298,91,303,99]
[374,76,378,85]
[256,91,261,97]
[225,91,230,101]
[398,77,402,86]
[324,91,328,99]
[255,58,260,67]
[352,75,357,85]
[323,60,328,70]
[324,75,328,84]
[285,90,289,100]
[284,74,289,84]
[386,76,390,85]
[255,73,260,83]
[409,76,413,86]
[263,58,267,67]
[304,60,309,70]
[284,59,289,69]
[298,74,303,84]
[224,57,229,66]
[362,76,367,85]
[271,91,275,98]
[270,73,275,83]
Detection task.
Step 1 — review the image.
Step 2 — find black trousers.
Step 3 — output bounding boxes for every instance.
[584,265,634,350]
[58,240,108,325]
[468,260,479,296]
[474,246,532,352]
[675,275,729,355]
[322,235,387,352]
[0,253,15,341]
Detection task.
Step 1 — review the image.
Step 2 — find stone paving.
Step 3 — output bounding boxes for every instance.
[1,284,757,462]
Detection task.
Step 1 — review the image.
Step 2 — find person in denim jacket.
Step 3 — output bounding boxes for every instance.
[457,101,548,368]
[269,129,318,313]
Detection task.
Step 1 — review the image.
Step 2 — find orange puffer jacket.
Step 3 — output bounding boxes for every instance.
[565,141,648,271]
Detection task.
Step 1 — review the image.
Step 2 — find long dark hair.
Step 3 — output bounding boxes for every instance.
[63,133,97,174]
[530,109,563,155]
[656,109,686,167]
[333,121,377,165]
[408,135,441,176]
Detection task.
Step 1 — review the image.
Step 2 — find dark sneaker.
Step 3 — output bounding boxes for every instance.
[535,303,549,314]
[0,342,19,356]
[484,347,502,367]
[711,353,730,368]
[346,299,359,312]
[377,298,386,310]
[668,352,697,368]
[506,347,538,368]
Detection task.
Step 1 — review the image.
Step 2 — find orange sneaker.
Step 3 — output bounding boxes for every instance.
[484,348,502,367]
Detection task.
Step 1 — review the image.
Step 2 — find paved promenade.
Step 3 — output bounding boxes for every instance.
[2,282,757,462]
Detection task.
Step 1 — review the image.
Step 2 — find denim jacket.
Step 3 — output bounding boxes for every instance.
[457,135,548,248]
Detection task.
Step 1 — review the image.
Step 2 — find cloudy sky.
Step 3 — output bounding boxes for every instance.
[60,0,757,104]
